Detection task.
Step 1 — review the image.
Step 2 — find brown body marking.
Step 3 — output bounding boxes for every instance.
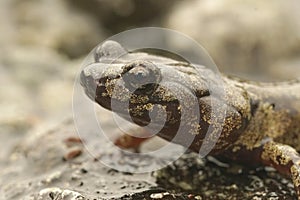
[80,40,300,199]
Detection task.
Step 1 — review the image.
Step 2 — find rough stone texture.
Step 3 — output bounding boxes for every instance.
[66,0,180,33]
[0,116,157,200]
[155,154,297,200]
[166,0,300,81]
[0,116,297,199]
[0,0,105,146]
[7,0,104,58]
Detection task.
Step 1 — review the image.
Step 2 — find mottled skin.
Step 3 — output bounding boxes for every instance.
[81,40,300,199]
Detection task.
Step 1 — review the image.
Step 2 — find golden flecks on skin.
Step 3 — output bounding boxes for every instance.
[85,44,300,198]
[232,145,241,152]
[95,51,300,156]
[105,79,130,101]
[101,92,108,97]
[129,103,154,117]
[192,124,202,135]
[291,165,300,188]
[213,112,243,151]
[234,102,291,150]
[130,94,149,104]
[261,142,296,165]
[154,87,177,102]
[259,141,300,197]
[290,163,300,199]
[276,114,300,152]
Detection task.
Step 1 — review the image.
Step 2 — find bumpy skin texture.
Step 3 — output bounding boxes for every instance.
[80,40,300,199]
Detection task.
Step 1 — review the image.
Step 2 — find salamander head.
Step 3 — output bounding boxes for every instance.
[83,41,184,125]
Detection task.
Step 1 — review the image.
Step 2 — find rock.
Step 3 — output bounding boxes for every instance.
[166,0,300,80]
[271,58,300,80]
[66,0,180,33]
[155,153,297,199]
[7,0,104,58]
[0,0,105,142]
[37,188,85,200]
[0,117,297,199]
[0,118,157,200]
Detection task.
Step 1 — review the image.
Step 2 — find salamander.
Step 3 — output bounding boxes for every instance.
[80,40,300,199]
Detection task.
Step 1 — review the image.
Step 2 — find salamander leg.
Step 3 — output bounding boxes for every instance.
[221,140,300,199]
[260,141,300,199]
[114,129,153,152]
[114,134,150,152]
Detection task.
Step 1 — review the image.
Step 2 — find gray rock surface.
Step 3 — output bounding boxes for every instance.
[166,0,300,80]
[0,116,297,199]
[0,117,157,199]
[0,0,105,157]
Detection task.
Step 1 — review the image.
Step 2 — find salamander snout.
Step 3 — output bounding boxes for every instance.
[81,61,113,101]
[80,64,101,100]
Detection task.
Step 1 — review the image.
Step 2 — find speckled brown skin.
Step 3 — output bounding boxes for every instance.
[80,40,300,198]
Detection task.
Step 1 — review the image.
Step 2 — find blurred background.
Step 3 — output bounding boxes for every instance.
[1,0,300,171]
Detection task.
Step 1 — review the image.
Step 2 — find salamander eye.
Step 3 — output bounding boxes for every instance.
[94,40,127,62]
[122,60,162,94]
